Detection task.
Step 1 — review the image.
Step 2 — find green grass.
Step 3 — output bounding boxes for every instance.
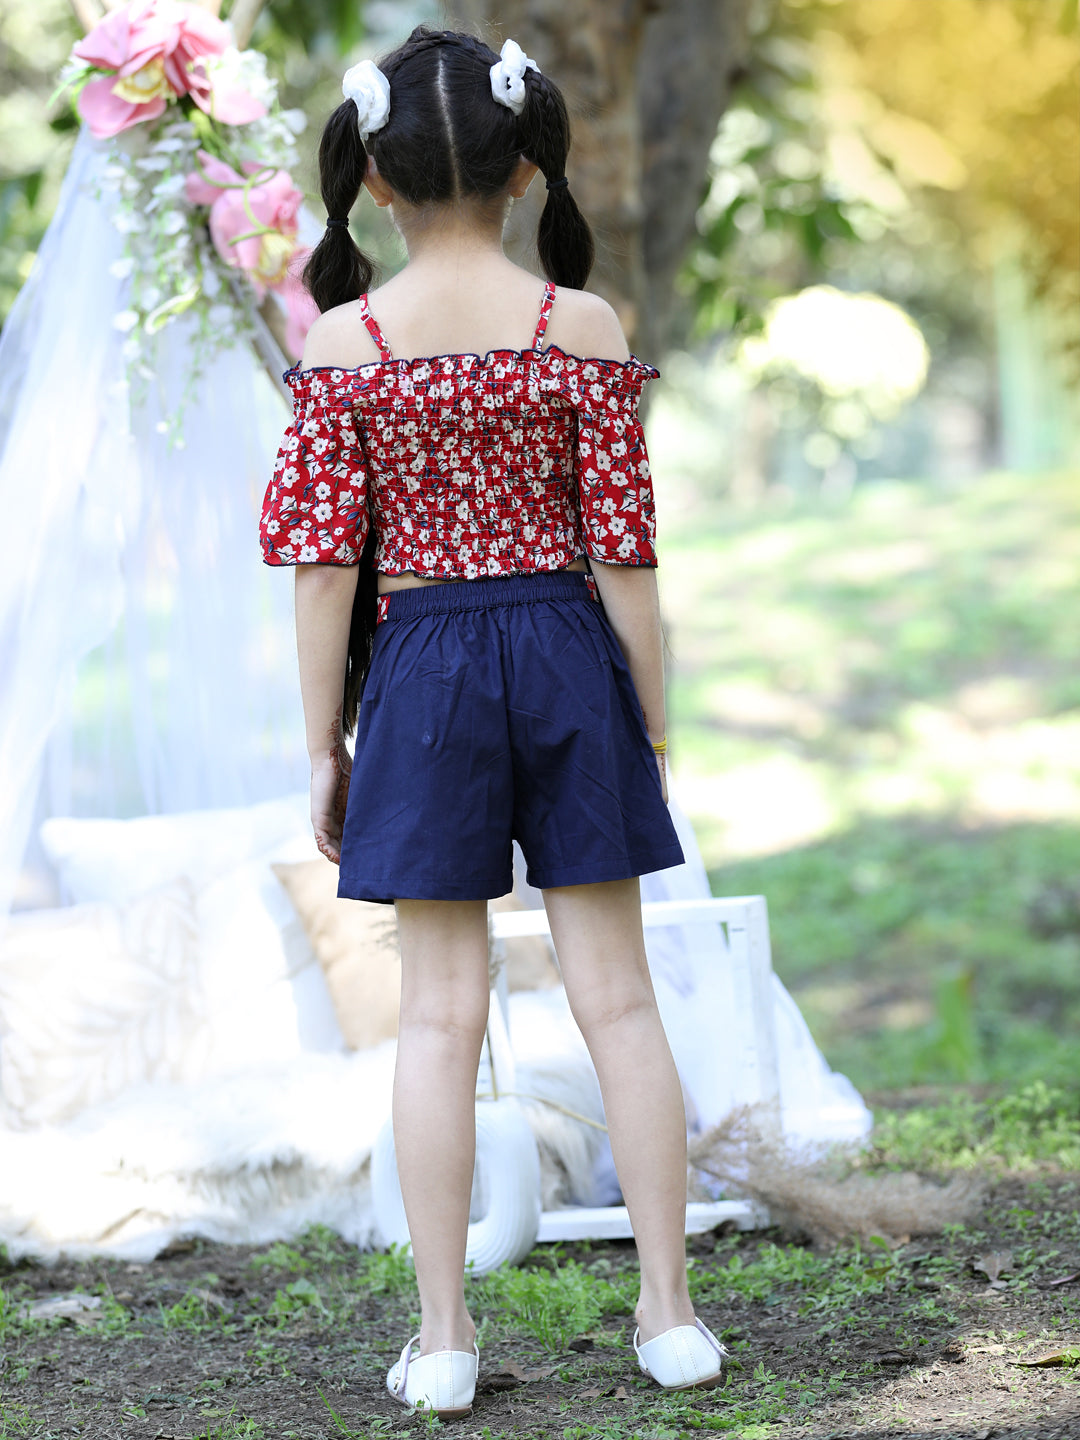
[709,819,1080,1090]
[870,1081,1080,1172]
[471,1257,636,1352]
[195,1419,267,1440]
[2,1164,1078,1439]
[0,1399,33,1438]
[662,472,1080,1092]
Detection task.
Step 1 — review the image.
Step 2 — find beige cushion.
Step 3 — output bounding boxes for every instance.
[272,860,401,1050]
[271,861,562,1051]
[0,883,205,1128]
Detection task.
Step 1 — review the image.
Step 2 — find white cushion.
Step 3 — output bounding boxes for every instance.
[0,884,205,1128]
[40,794,313,904]
[36,797,346,1080]
[195,856,344,1070]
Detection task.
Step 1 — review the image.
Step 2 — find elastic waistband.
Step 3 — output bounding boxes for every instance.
[378,570,596,624]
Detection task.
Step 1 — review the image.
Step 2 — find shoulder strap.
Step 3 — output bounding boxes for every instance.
[358,293,393,361]
[531,281,556,351]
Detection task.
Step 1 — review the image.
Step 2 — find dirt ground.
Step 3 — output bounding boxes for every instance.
[2,1176,1078,1440]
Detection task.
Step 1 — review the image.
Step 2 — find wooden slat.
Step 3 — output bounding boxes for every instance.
[491,895,765,939]
[537,1200,767,1242]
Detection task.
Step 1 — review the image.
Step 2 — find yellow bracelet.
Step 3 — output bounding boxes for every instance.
[652,735,668,755]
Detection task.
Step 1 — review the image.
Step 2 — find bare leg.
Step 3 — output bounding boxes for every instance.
[393,897,490,1355]
[542,877,695,1342]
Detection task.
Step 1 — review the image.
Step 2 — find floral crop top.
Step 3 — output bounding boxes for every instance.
[260,281,660,579]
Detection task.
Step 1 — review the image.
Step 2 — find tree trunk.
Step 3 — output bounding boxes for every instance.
[442,0,751,360]
[637,0,752,358]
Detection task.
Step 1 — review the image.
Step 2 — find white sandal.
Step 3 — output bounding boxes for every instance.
[633,1317,729,1391]
[386,1333,479,1419]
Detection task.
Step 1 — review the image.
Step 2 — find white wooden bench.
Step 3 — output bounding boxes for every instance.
[489,896,777,1242]
[373,896,777,1266]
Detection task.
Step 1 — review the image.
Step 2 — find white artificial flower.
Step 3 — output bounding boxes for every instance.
[153,173,188,200]
[206,46,276,112]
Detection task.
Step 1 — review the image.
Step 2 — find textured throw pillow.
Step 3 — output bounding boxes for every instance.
[0,883,206,1129]
[271,859,401,1050]
[37,799,346,1069]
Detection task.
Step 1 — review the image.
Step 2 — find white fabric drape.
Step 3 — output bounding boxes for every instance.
[0,130,308,919]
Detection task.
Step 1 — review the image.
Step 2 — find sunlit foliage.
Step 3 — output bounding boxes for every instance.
[685,0,1077,354]
[800,0,1079,324]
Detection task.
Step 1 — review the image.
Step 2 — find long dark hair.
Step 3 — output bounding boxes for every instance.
[303,26,595,735]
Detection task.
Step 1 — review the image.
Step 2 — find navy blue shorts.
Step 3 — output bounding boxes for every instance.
[336,570,685,903]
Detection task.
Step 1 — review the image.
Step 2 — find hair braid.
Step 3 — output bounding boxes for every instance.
[302,100,376,314]
[520,71,594,290]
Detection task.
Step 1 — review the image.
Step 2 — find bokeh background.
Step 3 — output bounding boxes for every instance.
[3,0,1078,1101]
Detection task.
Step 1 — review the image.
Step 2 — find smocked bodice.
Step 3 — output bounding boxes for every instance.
[260,283,660,578]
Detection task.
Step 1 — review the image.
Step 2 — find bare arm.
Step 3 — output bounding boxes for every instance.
[589,564,669,801]
[295,563,358,863]
[554,293,670,798]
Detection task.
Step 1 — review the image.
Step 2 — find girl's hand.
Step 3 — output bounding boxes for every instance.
[310,736,352,865]
[656,751,668,804]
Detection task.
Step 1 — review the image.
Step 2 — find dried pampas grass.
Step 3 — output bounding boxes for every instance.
[689,1108,985,1246]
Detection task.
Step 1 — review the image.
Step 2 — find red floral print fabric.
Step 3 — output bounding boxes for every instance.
[260,286,660,576]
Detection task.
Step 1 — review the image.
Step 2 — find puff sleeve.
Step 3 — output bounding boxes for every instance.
[568,356,660,567]
[260,373,369,566]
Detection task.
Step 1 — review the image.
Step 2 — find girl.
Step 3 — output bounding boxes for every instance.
[260,25,728,1419]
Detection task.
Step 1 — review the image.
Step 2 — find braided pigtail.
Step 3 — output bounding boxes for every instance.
[520,72,594,291]
[302,100,376,313]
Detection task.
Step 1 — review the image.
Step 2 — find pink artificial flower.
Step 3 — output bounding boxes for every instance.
[276,248,320,360]
[185,151,303,297]
[73,0,264,139]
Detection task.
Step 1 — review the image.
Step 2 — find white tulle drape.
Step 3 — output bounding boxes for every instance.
[0,131,308,918]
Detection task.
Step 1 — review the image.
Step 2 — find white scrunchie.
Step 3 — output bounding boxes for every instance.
[341,59,391,142]
[489,38,540,116]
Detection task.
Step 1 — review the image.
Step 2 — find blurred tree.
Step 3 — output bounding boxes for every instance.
[680,11,865,346]
[446,0,754,357]
[808,0,1079,321]
[0,0,80,323]
[686,0,1079,354]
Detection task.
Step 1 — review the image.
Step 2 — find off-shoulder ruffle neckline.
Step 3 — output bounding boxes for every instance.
[283,343,659,385]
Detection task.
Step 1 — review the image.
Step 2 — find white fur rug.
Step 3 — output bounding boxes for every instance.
[0,992,607,1264]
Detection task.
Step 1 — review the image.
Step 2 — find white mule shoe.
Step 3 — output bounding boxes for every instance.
[386,1333,479,1419]
[633,1317,729,1391]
